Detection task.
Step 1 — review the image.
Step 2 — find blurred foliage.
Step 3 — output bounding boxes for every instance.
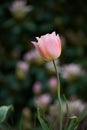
[0,0,87,129]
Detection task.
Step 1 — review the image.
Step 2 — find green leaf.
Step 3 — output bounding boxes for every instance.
[63,95,69,130]
[78,109,87,123]
[0,105,14,123]
[67,118,78,130]
[67,109,87,130]
[37,108,50,130]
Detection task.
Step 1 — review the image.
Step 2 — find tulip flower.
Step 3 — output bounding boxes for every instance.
[32,32,61,61]
[32,32,87,130]
[32,32,62,130]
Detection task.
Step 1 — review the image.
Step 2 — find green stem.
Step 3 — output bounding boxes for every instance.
[53,60,62,130]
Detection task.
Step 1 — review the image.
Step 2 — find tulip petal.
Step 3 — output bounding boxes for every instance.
[32,32,62,61]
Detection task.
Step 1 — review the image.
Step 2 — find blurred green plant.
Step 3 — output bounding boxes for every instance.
[0,105,14,124]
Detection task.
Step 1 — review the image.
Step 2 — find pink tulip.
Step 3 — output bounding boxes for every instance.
[32,32,62,61]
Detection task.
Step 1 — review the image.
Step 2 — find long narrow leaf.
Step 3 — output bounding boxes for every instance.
[67,118,78,130]
[78,109,87,123]
[37,108,50,130]
[63,95,69,130]
[67,109,87,130]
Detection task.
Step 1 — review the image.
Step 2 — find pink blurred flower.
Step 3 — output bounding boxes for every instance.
[16,61,29,79]
[24,49,44,65]
[33,81,42,95]
[48,77,58,94]
[16,61,29,71]
[34,94,51,110]
[60,63,84,81]
[49,76,57,87]
[10,0,32,20]
[32,32,62,61]
[24,49,42,62]
[45,59,60,73]
[62,100,85,116]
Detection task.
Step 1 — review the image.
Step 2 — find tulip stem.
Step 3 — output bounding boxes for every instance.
[53,60,62,130]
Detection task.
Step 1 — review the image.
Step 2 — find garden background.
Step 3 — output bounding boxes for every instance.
[0,0,87,129]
